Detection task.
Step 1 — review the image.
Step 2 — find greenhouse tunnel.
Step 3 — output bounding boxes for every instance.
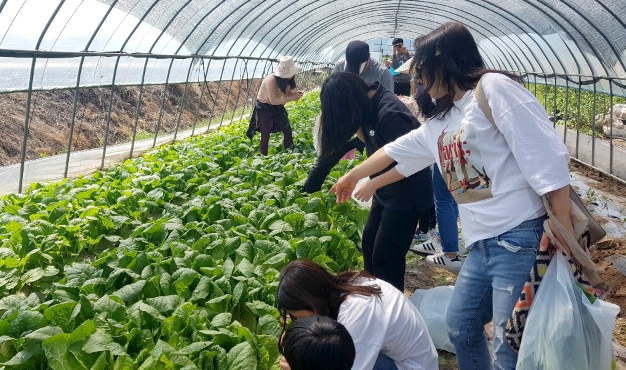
[0,0,625,193]
[1,1,626,369]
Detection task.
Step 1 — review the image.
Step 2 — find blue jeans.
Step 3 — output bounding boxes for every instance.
[374,353,398,370]
[433,164,459,253]
[446,216,545,370]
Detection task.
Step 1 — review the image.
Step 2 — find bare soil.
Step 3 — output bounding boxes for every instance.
[0,79,262,166]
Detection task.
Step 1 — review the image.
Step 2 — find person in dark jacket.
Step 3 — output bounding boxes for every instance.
[303,72,433,291]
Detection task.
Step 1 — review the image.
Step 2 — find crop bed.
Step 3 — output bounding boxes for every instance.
[0,92,369,369]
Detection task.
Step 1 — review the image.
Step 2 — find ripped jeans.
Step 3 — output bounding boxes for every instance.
[446,216,545,370]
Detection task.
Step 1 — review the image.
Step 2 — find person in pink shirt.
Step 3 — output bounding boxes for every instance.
[246,56,303,155]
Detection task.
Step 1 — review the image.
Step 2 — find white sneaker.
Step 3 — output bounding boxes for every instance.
[426,251,463,269]
[411,236,442,255]
[412,228,436,243]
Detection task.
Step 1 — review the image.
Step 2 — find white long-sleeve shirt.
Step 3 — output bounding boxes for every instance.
[384,73,571,246]
[337,278,439,370]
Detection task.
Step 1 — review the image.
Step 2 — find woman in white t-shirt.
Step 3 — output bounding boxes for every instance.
[277,260,438,370]
[330,22,574,370]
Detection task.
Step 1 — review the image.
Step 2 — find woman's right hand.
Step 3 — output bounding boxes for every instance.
[292,90,303,101]
[330,172,358,204]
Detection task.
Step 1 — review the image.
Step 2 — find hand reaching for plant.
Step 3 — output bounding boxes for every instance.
[353,179,376,202]
[330,173,358,204]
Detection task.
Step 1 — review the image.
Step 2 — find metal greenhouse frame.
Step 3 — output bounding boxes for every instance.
[0,0,625,193]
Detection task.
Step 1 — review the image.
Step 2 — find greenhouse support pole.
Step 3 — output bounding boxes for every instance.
[129,58,150,159]
[64,60,86,177]
[609,81,614,174]
[543,75,549,112]
[575,78,582,159]
[591,82,597,167]
[65,0,117,176]
[17,1,65,193]
[533,74,537,97]
[173,59,195,140]
[191,58,212,136]
[101,58,121,169]
[230,59,249,122]
[552,76,558,128]
[241,59,266,116]
[153,58,175,149]
[563,78,569,144]
[210,60,229,130]
[17,60,37,194]
[219,58,241,124]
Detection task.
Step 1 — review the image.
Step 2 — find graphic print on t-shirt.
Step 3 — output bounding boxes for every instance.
[437,124,493,204]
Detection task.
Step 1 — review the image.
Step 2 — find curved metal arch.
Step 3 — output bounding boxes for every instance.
[195,0,344,75]
[272,1,523,66]
[288,18,506,71]
[476,0,565,75]
[544,0,625,75]
[429,0,547,74]
[264,6,504,66]
[276,0,565,75]
[260,3,503,65]
[155,1,228,56]
[516,0,595,75]
[279,7,518,70]
[192,1,264,55]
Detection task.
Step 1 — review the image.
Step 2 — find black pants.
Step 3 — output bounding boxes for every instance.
[394,81,411,96]
[362,198,422,291]
[417,205,436,233]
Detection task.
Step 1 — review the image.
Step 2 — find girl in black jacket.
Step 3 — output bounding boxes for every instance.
[303,73,433,291]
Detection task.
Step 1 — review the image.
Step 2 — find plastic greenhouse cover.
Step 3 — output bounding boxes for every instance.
[0,0,624,94]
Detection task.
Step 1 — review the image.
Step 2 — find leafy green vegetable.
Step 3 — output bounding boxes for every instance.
[0,91,368,369]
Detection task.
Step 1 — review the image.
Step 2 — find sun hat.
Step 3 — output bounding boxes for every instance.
[274,56,302,78]
[345,40,370,74]
[395,56,415,74]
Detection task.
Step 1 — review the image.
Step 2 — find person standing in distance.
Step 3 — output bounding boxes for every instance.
[391,38,412,96]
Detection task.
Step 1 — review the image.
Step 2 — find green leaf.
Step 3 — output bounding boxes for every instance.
[211,313,232,328]
[111,280,146,303]
[43,302,77,332]
[82,329,125,356]
[21,267,45,284]
[145,295,184,316]
[225,341,257,370]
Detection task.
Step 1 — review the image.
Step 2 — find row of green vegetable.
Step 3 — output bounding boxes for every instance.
[0,91,369,369]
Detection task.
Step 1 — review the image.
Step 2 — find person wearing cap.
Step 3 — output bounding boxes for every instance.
[246,56,303,155]
[391,38,412,96]
[333,40,393,92]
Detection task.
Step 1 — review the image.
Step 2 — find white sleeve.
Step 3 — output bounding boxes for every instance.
[337,298,385,370]
[482,74,570,195]
[383,126,435,177]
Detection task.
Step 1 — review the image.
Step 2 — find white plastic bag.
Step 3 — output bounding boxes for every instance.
[516,252,619,370]
[409,286,456,353]
[351,177,372,209]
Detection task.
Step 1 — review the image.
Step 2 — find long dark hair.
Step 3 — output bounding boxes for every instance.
[280,316,355,370]
[411,22,521,119]
[277,260,381,324]
[319,73,373,156]
[275,75,297,94]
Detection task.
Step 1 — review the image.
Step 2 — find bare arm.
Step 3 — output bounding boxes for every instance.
[353,167,406,202]
[546,185,575,255]
[329,148,395,204]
